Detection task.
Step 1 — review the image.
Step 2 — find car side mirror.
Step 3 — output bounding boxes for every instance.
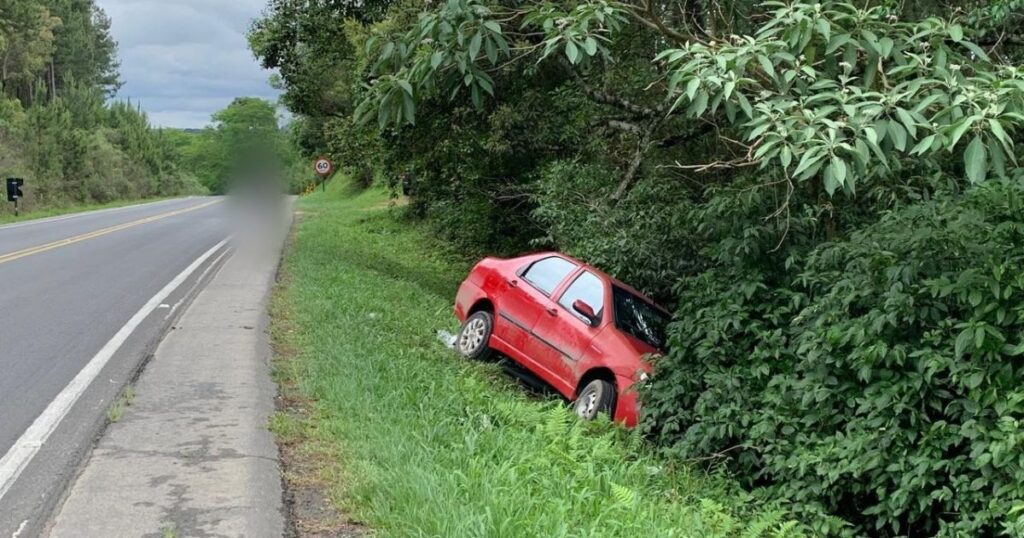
[572,300,599,326]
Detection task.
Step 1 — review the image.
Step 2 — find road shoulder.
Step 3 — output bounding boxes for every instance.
[47,211,291,538]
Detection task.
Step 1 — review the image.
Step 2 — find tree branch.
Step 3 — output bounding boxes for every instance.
[619,0,707,46]
[570,70,659,117]
[608,119,643,134]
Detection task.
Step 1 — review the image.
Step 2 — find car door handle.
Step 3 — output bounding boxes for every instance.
[506,278,519,288]
[546,308,558,317]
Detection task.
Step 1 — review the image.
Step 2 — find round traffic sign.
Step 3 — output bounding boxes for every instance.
[314,157,334,177]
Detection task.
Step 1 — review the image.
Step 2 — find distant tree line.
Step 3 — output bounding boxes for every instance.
[165,97,311,196]
[253,0,1024,535]
[0,0,205,214]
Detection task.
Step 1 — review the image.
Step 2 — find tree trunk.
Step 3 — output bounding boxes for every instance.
[612,120,658,203]
[48,62,57,100]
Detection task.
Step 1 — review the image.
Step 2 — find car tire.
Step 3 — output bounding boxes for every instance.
[573,379,617,421]
[457,311,495,361]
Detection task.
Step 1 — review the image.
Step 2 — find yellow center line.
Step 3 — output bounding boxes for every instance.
[0,200,222,266]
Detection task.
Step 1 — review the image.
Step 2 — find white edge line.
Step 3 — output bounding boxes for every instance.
[0,237,231,502]
[0,197,199,232]
[165,247,233,321]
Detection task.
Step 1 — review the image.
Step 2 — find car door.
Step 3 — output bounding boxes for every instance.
[493,256,578,357]
[528,270,607,396]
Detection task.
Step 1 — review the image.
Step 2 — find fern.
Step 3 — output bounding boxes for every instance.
[610,482,638,506]
[740,511,785,538]
[771,521,802,538]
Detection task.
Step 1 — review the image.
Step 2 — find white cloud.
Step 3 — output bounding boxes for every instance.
[96,0,280,128]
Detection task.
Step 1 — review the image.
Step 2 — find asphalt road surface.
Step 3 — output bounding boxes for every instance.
[0,197,232,536]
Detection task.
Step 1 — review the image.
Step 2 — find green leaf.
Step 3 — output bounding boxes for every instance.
[485,38,498,64]
[988,119,1014,153]
[948,116,981,149]
[688,91,709,117]
[831,156,847,186]
[895,108,917,139]
[584,37,598,56]
[685,78,701,101]
[864,126,879,146]
[793,147,824,177]
[911,134,937,155]
[961,41,990,61]
[780,145,792,168]
[889,121,908,151]
[823,164,838,195]
[878,37,894,57]
[403,92,416,124]
[757,54,776,80]
[949,24,964,42]
[469,32,482,59]
[483,21,502,34]
[379,42,395,62]
[965,135,988,184]
[471,84,482,108]
[737,93,753,118]
[565,40,579,64]
[955,329,971,358]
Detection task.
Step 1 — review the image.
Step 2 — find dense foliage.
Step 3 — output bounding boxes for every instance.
[252,0,1024,535]
[0,0,204,215]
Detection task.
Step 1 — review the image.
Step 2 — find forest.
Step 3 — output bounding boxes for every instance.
[0,0,205,215]
[251,0,1024,536]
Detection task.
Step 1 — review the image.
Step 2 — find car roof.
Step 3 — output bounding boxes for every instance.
[520,251,669,314]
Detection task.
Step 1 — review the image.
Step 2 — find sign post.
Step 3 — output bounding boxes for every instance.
[313,157,334,193]
[6,178,24,217]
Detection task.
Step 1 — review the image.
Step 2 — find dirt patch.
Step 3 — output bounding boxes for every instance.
[271,216,368,538]
[274,394,367,538]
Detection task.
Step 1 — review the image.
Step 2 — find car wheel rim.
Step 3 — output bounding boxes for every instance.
[459,317,487,354]
[575,389,599,419]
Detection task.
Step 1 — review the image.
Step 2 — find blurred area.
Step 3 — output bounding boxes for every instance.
[214,98,296,260]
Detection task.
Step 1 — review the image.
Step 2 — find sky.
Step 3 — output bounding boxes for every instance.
[95,0,280,129]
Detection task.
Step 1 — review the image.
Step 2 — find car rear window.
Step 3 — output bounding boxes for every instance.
[522,256,578,295]
[612,286,669,350]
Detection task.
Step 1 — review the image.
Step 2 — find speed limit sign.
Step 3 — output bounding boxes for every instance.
[314,157,334,177]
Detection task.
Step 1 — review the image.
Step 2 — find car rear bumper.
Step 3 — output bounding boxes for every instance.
[614,376,641,427]
[454,280,483,322]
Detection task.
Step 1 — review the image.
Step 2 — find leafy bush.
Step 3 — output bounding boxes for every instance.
[533,160,701,303]
[274,183,810,537]
[643,179,1024,536]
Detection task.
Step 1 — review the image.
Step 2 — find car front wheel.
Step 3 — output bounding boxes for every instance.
[574,379,616,421]
[457,311,495,361]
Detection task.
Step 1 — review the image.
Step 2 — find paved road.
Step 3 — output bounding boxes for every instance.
[0,197,232,536]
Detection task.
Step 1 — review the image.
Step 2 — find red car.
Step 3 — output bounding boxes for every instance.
[454,252,670,426]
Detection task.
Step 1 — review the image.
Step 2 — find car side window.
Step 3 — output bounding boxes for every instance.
[558,271,605,321]
[522,257,578,296]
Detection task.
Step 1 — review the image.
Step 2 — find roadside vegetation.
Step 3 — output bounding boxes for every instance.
[0,196,178,225]
[271,182,804,537]
[0,0,205,218]
[254,0,1024,534]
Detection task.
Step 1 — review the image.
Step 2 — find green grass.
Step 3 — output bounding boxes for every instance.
[107,384,136,423]
[271,182,803,537]
[0,196,178,225]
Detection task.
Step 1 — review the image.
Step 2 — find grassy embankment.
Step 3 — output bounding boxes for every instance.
[270,182,803,537]
[0,196,177,225]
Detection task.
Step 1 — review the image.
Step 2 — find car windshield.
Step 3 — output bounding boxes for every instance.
[612,286,669,350]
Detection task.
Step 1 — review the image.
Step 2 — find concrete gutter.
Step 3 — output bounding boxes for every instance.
[46,200,293,538]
